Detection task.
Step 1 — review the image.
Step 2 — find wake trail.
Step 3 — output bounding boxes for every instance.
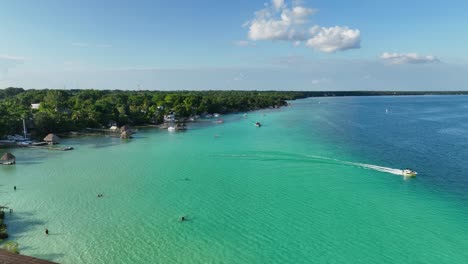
[342,162,403,176]
[306,155,404,176]
[220,152,405,176]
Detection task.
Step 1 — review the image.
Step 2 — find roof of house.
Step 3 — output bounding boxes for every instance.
[0,249,58,264]
[120,125,131,132]
[43,134,60,142]
[0,153,15,161]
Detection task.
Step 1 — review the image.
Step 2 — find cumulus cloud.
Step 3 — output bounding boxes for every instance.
[306,26,360,52]
[311,78,329,85]
[380,52,440,64]
[272,0,285,10]
[244,0,360,53]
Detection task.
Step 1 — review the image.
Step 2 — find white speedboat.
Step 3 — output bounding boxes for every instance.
[255,122,262,127]
[402,169,417,177]
[168,126,176,131]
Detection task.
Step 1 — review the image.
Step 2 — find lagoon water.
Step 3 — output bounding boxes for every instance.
[2,96,468,263]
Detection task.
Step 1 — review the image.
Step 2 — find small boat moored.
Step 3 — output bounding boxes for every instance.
[402,168,417,177]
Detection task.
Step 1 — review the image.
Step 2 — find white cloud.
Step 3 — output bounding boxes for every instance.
[244,0,360,53]
[380,52,440,64]
[235,40,256,47]
[311,78,330,85]
[272,0,285,10]
[0,54,26,61]
[247,0,316,41]
[306,26,361,52]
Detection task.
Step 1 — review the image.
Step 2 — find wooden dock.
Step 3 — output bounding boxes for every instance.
[19,145,74,151]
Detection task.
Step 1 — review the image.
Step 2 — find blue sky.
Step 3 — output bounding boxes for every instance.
[1,0,467,90]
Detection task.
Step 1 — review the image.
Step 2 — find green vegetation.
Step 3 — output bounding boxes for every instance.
[0,88,310,137]
[2,241,19,254]
[0,211,7,240]
[1,87,467,138]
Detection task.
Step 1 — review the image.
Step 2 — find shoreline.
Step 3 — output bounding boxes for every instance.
[3,92,467,145]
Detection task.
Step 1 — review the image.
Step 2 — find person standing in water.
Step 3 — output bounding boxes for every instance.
[13,186,16,191]
[45,228,49,235]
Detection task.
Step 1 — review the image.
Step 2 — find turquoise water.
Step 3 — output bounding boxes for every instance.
[2,96,468,263]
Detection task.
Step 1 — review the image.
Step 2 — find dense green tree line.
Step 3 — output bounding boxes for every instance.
[0,88,310,137]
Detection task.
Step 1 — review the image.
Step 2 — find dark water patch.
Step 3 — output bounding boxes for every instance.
[299,96,468,209]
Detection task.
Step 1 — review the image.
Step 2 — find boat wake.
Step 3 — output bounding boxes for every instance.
[220,151,407,177]
[304,155,406,176]
[343,162,404,176]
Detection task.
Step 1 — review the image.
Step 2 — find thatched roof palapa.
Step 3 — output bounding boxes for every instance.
[1,153,16,164]
[120,125,131,132]
[120,130,132,139]
[1,153,15,162]
[43,134,60,143]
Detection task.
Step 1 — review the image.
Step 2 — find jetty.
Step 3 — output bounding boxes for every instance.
[18,145,73,151]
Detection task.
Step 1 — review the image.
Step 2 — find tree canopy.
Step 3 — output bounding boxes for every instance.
[0,88,310,137]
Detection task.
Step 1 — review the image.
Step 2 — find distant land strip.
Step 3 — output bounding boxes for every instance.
[1,87,467,139]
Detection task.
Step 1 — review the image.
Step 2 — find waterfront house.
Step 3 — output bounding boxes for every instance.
[0,153,16,165]
[164,114,175,122]
[43,134,60,145]
[31,103,40,110]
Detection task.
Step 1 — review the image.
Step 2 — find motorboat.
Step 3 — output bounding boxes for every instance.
[168,126,176,131]
[255,122,262,127]
[402,169,417,177]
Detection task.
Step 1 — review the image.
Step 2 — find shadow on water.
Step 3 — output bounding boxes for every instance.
[14,161,43,166]
[31,253,65,262]
[0,211,66,261]
[19,245,65,261]
[6,211,46,239]
[18,245,65,262]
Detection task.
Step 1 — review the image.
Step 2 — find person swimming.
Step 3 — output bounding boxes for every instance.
[181,216,186,221]
[45,228,49,235]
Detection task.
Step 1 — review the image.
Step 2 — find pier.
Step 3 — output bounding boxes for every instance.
[18,144,74,151]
